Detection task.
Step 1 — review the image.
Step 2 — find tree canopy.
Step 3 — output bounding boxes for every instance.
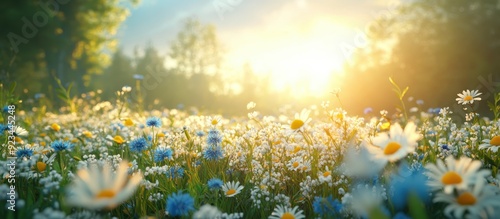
[342,0,500,114]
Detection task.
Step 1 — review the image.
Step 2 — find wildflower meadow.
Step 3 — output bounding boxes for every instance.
[1,81,500,219]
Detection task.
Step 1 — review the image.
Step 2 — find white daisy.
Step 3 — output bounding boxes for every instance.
[13,126,28,136]
[434,178,500,219]
[456,90,482,105]
[65,161,143,210]
[479,136,500,152]
[341,144,385,179]
[286,109,312,132]
[425,156,490,194]
[193,204,222,219]
[222,181,244,197]
[268,205,305,219]
[318,167,332,184]
[367,122,420,165]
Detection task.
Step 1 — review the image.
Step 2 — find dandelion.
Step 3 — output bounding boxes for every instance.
[65,161,142,210]
[51,123,60,131]
[456,90,481,105]
[123,118,134,126]
[154,147,173,162]
[367,122,420,165]
[113,135,125,144]
[222,181,244,197]
[287,109,311,132]
[129,137,150,153]
[269,205,305,219]
[425,156,490,194]
[146,117,162,128]
[479,136,500,152]
[434,178,500,219]
[165,191,195,217]
[208,178,224,190]
[81,131,93,138]
[51,140,73,152]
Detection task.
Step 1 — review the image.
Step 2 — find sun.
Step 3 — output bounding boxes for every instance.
[266,40,344,96]
[224,16,350,98]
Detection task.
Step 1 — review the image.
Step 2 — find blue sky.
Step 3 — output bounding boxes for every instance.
[116,0,404,94]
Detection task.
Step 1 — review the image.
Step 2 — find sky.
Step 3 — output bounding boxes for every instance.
[116,0,404,96]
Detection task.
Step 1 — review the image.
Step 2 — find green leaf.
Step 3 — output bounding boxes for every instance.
[9,82,16,93]
[369,207,390,219]
[409,192,428,219]
[401,86,409,99]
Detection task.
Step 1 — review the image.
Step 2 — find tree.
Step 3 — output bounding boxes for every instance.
[342,0,500,113]
[0,0,139,105]
[94,48,134,100]
[168,18,225,108]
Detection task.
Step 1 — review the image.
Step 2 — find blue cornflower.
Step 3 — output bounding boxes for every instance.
[393,212,412,219]
[166,166,184,179]
[207,178,223,190]
[196,130,205,137]
[203,145,224,161]
[441,144,449,150]
[363,107,373,114]
[206,129,222,146]
[427,107,441,115]
[390,163,430,210]
[2,106,8,113]
[0,124,7,135]
[312,195,342,216]
[166,191,195,217]
[16,147,34,159]
[154,147,173,162]
[51,140,74,152]
[129,137,150,152]
[146,117,162,128]
[133,74,144,80]
[34,93,45,99]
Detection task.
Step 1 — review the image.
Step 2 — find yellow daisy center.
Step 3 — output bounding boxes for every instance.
[323,171,331,177]
[380,122,390,130]
[290,119,304,130]
[15,137,23,143]
[96,189,116,199]
[464,95,473,101]
[457,192,476,205]
[293,146,301,153]
[226,189,236,196]
[490,136,500,146]
[292,161,300,168]
[211,119,218,125]
[384,142,401,155]
[281,212,295,219]
[441,171,462,185]
[36,161,47,172]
